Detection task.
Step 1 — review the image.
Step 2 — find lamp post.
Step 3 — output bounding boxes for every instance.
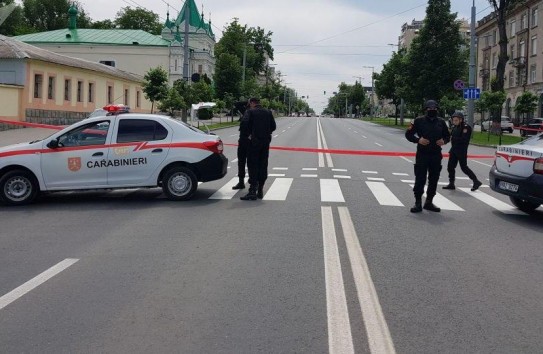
[363,66,375,117]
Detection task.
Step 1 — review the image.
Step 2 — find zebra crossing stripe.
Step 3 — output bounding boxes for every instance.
[263,178,293,201]
[366,182,404,206]
[321,179,345,203]
[458,188,526,215]
[409,185,464,211]
[209,177,247,200]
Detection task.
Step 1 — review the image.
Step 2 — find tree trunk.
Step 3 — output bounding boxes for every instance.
[493,0,509,93]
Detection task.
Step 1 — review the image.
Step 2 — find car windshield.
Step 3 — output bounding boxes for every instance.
[520,133,543,146]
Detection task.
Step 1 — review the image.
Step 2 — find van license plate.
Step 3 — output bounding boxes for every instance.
[498,181,519,192]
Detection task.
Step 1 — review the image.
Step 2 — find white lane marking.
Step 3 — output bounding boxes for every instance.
[354,131,359,133]
[229,134,237,137]
[338,207,396,354]
[456,177,470,180]
[0,258,79,311]
[263,178,293,201]
[332,169,348,172]
[282,130,286,133]
[209,177,248,200]
[409,185,464,211]
[321,207,355,354]
[458,188,526,215]
[401,179,415,183]
[334,175,351,179]
[367,177,386,182]
[472,160,493,167]
[303,168,318,171]
[392,173,409,176]
[400,156,413,163]
[317,119,325,168]
[227,166,231,169]
[362,135,368,139]
[366,182,403,206]
[320,179,345,203]
[273,134,279,138]
[319,119,334,168]
[362,171,378,174]
[232,158,238,163]
[375,143,383,147]
[268,174,286,177]
[273,167,289,170]
[301,174,318,178]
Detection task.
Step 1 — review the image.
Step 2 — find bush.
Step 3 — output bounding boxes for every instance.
[198,108,213,120]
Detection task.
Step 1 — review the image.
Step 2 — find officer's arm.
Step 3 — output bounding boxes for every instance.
[460,125,472,145]
[270,112,277,132]
[240,111,250,135]
[442,121,451,144]
[405,122,419,143]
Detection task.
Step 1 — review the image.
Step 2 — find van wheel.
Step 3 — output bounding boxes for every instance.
[162,166,198,201]
[0,170,39,206]
[507,128,513,133]
[509,196,540,213]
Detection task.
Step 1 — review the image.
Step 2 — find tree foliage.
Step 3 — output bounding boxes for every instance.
[142,66,168,113]
[0,1,25,35]
[214,52,242,100]
[114,6,162,35]
[22,0,91,32]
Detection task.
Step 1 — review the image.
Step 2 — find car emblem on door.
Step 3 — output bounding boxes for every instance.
[67,157,81,172]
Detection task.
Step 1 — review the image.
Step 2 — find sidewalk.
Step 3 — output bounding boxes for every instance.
[0,127,54,147]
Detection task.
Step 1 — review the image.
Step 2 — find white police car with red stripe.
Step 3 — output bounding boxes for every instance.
[0,109,227,205]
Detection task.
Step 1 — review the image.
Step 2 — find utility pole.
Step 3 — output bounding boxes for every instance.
[363,66,375,117]
[467,0,476,127]
[181,1,190,123]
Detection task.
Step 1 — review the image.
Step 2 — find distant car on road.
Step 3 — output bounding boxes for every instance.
[519,118,543,137]
[489,133,543,212]
[0,113,227,205]
[481,116,514,133]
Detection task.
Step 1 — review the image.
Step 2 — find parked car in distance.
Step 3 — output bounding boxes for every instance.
[519,117,543,137]
[481,116,514,133]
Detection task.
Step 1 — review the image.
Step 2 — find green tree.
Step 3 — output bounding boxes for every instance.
[403,0,467,108]
[375,49,407,118]
[214,53,242,100]
[514,91,538,124]
[22,0,91,32]
[479,90,506,133]
[159,87,185,116]
[191,80,214,103]
[439,93,466,117]
[142,66,168,113]
[115,7,162,35]
[0,1,25,35]
[89,19,115,29]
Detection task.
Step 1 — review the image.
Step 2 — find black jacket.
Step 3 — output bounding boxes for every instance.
[449,122,472,154]
[241,105,276,143]
[405,115,451,154]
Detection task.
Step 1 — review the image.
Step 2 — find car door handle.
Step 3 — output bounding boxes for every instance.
[92,152,104,157]
[152,149,163,153]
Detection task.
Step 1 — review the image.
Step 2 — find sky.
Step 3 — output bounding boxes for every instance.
[75,0,493,113]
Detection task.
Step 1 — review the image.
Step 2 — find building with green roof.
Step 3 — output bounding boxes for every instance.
[14,0,216,84]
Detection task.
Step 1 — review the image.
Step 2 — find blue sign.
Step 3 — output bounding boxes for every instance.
[463,88,481,99]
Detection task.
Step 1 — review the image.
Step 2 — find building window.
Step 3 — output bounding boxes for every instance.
[521,13,527,30]
[492,30,497,46]
[175,59,178,71]
[124,89,129,106]
[136,90,141,108]
[532,7,539,27]
[530,65,537,83]
[198,64,203,74]
[77,80,83,102]
[520,40,526,57]
[509,70,515,87]
[88,83,94,103]
[47,76,55,100]
[492,52,497,68]
[510,44,516,60]
[532,36,538,55]
[64,79,71,101]
[34,74,43,99]
[107,85,113,104]
[99,60,116,67]
[511,19,516,36]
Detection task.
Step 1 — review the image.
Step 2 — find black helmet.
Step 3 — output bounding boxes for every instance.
[424,100,439,109]
[451,111,464,119]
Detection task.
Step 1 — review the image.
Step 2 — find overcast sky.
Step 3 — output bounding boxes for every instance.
[77,0,493,113]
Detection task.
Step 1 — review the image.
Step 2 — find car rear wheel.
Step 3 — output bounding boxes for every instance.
[507,128,513,133]
[509,196,541,213]
[0,170,39,206]
[162,166,198,201]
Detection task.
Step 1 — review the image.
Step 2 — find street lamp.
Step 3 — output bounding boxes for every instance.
[363,66,375,117]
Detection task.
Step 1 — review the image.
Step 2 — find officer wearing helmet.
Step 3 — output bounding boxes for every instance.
[442,111,482,191]
[405,100,451,213]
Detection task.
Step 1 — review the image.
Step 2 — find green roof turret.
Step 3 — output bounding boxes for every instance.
[68,3,78,30]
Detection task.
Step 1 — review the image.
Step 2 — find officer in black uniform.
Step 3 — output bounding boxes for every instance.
[442,111,482,191]
[405,100,451,213]
[232,101,249,190]
[240,97,277,201]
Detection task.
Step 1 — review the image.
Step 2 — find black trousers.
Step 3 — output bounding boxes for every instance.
[237,139,249,179]
[413,153,442,199]
[247,140,270,189]
[447,150,477,182]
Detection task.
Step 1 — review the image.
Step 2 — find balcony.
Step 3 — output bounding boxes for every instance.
[510,56,526,68]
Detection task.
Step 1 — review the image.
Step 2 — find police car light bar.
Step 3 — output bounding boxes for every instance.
[103,104,129,113]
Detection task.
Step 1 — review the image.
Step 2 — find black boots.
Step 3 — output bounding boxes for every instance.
[257,185,264,199]
[232,178,245,190]
[442,183,455,190]
[471,180,482,191]
[423,197,441,212]
[410,197,423,213]
[240,188,257,200]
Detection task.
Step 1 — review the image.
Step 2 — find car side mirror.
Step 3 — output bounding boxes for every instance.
[47,139,59,149]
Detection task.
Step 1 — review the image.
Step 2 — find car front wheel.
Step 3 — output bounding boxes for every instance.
[509,196,541,213]
[0,170,39,206]
[162,166,198,201]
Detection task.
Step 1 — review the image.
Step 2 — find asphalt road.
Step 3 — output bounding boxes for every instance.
[1,118,542,353]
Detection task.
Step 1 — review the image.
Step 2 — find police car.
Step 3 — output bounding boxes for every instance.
[0,106,227,205]
[489,133,543,212]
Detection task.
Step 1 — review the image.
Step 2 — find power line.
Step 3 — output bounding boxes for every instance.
[276,52,391,57]
[274,44,392,48]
